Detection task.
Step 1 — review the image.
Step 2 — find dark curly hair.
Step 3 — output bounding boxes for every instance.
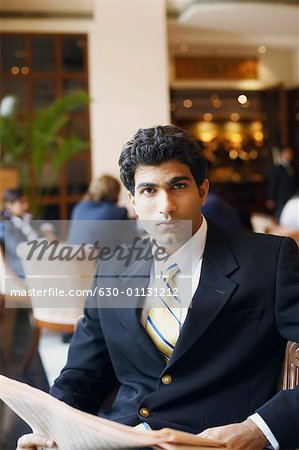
[118,125,208,195]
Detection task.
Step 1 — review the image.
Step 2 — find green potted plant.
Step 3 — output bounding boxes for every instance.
[0,90,90,210]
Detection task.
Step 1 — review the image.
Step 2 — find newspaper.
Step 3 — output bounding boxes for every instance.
[0,375,226,450]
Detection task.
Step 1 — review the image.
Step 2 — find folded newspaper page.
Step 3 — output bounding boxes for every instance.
[0,375,226,450]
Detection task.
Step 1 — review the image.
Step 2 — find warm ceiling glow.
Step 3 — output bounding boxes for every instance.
[249,150,258,160]
[258,45,267,54]
[230,132,242,144]
[212,99,222,108]
[183,99,192,108]
[250,121,263,131]
[238,95,248,105]
[230,113,240,122]
[21,66,30,75]
[203,112,213,121]
[200,132,215,142]
[180,43,189,52]
[196,121,217,142]
[254,131,264,141]
[224,121,241,132]
[241,101,250,108]
[229,150,238,160]
[239,150,249,161]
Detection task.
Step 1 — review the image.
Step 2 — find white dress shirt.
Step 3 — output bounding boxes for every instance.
[141,216,279,448]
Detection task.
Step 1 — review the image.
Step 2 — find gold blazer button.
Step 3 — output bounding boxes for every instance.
[139,407,150,417]
[161,374,173,385]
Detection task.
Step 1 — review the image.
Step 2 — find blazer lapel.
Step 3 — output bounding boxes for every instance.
[168,222,239,367]
[112,243,165,366]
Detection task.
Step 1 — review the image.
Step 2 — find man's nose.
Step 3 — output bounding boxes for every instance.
[158,192,176,215]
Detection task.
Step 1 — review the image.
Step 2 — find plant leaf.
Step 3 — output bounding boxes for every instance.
[52,136,90,171]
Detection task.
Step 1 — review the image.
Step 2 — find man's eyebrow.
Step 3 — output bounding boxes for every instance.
[167,176,191,185]
[136,182,158,190]
[136,176,191,190]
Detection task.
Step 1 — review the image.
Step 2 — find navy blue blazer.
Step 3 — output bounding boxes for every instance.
[50,222,299,448]
[202,192,242,229]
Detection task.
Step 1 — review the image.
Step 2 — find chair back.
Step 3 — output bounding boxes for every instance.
[250,213,275,234]
[282,341,299,390]
[16,240,96,325]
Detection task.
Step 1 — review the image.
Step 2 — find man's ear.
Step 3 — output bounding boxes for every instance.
[199,179,209,205]
[127,191,136,211]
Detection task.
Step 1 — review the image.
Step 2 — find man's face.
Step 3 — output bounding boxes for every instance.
[128,159,209,252]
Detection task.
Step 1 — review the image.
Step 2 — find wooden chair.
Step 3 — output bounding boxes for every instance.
[282,341,299,390]
[16,241,96,370]
[0,247,31,364]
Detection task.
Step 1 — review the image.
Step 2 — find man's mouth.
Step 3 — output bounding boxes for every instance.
[157,220,181,229]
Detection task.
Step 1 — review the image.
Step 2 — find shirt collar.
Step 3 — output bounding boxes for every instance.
[152,215,207,276]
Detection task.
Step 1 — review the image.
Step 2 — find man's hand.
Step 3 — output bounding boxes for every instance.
[16,433,56,450]
[197,418,269,450]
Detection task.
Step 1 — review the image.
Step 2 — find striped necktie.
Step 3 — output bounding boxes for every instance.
[145,261,182,362]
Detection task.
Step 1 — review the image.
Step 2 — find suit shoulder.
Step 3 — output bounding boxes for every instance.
[213,222,290,252]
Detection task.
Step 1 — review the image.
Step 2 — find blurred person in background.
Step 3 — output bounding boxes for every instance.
[70,175,128,221]
[266,146,297,219]
[267,192,299,247]
[67,174,131,245]
[279,191,299,231]
[202,189,242,229]
[0,188,38,280]
[0,187,57,280]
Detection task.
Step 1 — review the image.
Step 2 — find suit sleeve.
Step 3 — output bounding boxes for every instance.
[266,166,279,203]
[49,264,118,414]
[256,237,299,448]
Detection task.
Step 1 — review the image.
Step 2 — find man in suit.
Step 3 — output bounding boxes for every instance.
[17,125,299,450]
[67,174,134,246]
[266,146,297,220]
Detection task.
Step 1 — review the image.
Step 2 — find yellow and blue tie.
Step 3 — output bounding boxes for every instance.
[145,261,182,361]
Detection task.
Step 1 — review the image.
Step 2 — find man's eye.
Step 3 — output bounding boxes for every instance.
[140,188,156,195]
[172,183,186,190]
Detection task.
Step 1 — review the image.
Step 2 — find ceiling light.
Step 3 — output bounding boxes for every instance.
[212,99,222,108]
[203,113,213,121]
[254,131,264,141]
[238,95,248,105]
[183,99,192,108]
[229,150,238,160]
[249,150,258,160]
[230,113,240,122]
[258,45,267,54]
[21,66,30,75]
[179,43,189,52]
[11,66,19,75]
